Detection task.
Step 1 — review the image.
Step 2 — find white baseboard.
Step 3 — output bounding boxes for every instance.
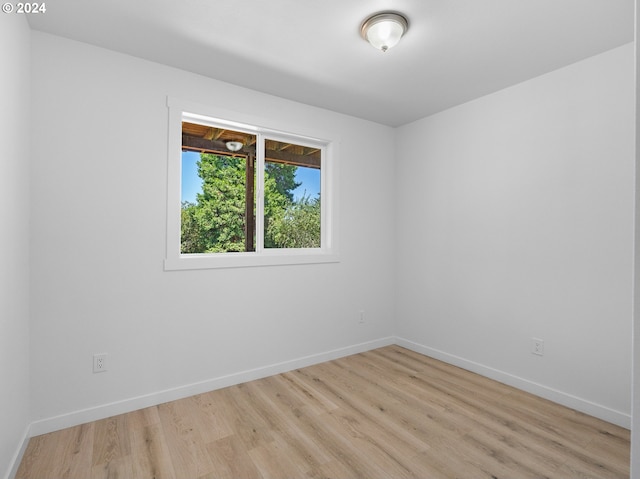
[6,424,30,479]
[395,336,631,429]
[29,336,395,437]
[25,334,630,445]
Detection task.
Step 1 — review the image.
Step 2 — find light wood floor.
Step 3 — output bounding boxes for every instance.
[17,345,630,478]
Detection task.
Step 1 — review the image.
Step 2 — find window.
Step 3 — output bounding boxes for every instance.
[180,123,258,254]
[165,99,338,270]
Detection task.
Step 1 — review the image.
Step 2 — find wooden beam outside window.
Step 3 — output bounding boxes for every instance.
[182,135,320,169]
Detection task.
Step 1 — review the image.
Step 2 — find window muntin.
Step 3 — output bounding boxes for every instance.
[165,100,337,270]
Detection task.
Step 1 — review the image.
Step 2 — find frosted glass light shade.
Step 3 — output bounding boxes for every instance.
[361,12,408,52]
[225,141,243,152]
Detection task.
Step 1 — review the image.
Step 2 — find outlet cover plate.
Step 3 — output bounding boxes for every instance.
[532,338,544,356]
[93,353,108,373]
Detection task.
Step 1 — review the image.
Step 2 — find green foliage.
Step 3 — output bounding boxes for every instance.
[180,153,320,253]
[193,154,247,252]
[265,162,300,201]
[267,194,321,248]
[180,201,207,253]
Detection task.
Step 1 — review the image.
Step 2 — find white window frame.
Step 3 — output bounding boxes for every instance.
[164,98,339,270]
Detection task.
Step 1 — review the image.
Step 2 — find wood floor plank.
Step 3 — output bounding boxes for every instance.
[16,433,61,479]
[248,431,315,479]
[214,384,276,450]
[53,423,95,479]
[16,345,630,479]
[277,372,339,415]
[156,399,215,478]
[300,354,466,450]
[409,445,494,479]
[187,392,234,443]
[205,434,264,479]
[90,455,134,479]
[242,379,334,468]
[91,414,131,469]
[306,458,367,479]
[128,410,176,479]
[16,423,95,479]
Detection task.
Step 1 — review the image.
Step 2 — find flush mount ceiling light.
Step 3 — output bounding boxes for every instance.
[225,140,243,152]
[360,12,408,52]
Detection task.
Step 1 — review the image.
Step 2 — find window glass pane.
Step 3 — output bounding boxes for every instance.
[264,139,321,249]
[181,122,256,253]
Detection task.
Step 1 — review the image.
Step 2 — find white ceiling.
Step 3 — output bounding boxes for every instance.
[27,0,634,127]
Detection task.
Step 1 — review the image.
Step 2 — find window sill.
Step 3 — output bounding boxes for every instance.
[164,251,340,271]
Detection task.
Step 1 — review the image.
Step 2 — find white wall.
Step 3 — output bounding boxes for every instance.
[395,43,635,426]
[0,13,31,479]
[631,0,639,473]
[28,32,396,432]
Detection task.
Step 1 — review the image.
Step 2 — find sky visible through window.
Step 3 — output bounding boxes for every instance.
[181,151,320,204]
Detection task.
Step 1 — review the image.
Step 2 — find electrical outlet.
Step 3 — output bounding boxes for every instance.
[359,310,365,324]
[93,353,108,373]
[531,338,544,356]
